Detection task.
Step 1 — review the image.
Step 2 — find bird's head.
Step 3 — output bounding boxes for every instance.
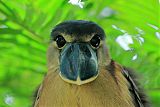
[47,20,111,85]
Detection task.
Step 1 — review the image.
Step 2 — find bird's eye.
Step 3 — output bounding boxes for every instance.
[90,34,101,48]
[55,35,66,48]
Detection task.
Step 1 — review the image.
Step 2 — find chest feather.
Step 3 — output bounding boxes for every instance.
[35,68,134,107]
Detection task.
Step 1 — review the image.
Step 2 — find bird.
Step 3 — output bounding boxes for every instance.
[33,20,150,107]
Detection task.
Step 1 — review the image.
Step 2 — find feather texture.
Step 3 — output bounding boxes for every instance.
[33,61,136,107]
[122,67,150,107]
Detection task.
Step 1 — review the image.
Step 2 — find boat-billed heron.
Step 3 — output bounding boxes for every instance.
[33,20,149,107]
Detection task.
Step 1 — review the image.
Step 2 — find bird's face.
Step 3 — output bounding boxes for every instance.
[48,20,110,85]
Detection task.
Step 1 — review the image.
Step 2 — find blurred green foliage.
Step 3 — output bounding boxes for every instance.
[0,0,159,107]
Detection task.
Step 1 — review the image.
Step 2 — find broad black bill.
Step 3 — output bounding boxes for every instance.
[59,43,98,84]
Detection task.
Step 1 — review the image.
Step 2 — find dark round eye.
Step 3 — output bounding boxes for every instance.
[55,35,66,48]
[90,34,101,48]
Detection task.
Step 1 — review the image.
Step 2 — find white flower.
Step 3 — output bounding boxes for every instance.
[132,54,138,60]
[4,95,14,105]
[135,34,144,45]
[147,23,160,40]
[99,7,115,18]
[135,27,145,35]
[68,0,84,8]
[116,33,133,51]
[147,23,159,30]
[112,25,126,33]
[112,25,119,30]
[155,32,160,40]
[138,36,144,45]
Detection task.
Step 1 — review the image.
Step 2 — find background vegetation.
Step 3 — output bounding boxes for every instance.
[0,0,159,107]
